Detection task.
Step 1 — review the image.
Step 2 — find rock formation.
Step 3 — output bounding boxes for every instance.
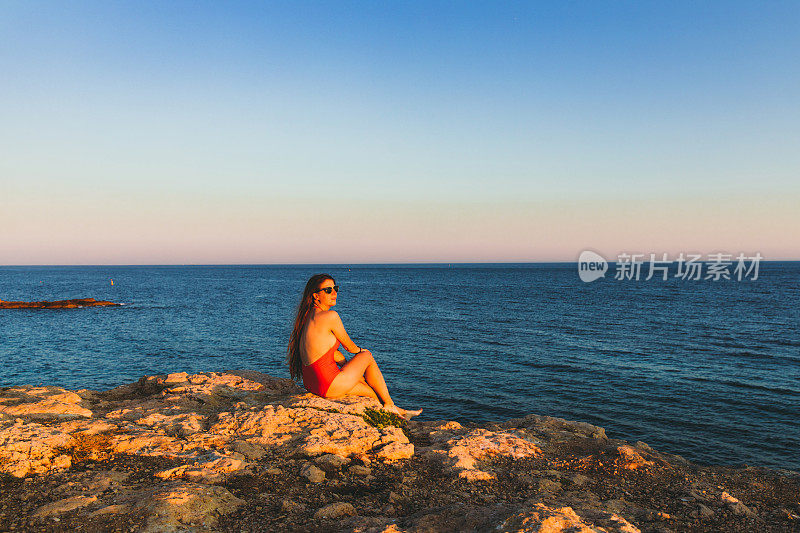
[0,371,798,532]
[0,298,121,309]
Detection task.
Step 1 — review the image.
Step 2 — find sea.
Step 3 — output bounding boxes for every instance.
[1,263,798,473]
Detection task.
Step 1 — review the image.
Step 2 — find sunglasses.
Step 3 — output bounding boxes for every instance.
[315,285,339,294]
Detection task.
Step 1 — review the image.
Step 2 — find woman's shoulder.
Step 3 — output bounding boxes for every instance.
[317,309,340,321]
[309,309,339,325]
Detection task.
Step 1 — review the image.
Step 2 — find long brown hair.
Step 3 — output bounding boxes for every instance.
[287,273,335,380]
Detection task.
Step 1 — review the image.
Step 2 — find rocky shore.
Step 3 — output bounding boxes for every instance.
[0,298,120,309]
[1,371,798,532]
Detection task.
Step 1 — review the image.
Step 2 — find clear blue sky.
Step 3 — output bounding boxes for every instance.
[2,1,798,264]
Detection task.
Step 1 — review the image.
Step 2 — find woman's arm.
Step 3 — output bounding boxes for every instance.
[329,311,362,353]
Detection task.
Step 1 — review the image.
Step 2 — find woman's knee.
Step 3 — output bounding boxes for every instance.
[353,350,375,365]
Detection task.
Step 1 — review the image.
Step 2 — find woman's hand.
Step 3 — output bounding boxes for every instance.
[334,351,346,363]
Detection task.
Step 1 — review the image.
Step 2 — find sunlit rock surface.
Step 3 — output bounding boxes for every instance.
[0,370,797,532]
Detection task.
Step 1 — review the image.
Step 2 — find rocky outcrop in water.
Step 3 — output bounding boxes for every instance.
[0,371,798,532]
[0,298,121,309]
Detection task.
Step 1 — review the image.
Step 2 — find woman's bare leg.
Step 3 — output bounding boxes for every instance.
[337,380,421,418]
[326,351,393,405]
[326,351,422,419]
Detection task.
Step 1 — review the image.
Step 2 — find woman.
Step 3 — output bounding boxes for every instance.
[287,274,421,420]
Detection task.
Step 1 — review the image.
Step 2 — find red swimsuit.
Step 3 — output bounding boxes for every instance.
[302,340,342,397]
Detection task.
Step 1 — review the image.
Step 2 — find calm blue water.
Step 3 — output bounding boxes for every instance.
[1,263,798,472]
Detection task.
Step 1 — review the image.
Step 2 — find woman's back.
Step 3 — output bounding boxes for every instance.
[300,310,338,366]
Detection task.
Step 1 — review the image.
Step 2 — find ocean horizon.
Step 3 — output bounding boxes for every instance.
[1,262,798,473]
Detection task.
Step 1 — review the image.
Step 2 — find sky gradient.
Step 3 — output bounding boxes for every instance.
[2,1,799,264]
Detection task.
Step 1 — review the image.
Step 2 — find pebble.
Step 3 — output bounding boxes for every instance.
[605,499,627,513]
[300,463,325,483]
[537,479,562,493]
[314,502,356,519]
[281,499,304,513]
[348,465,372,477]
[314,453,349,472]
[721,491,756,517]
[565,473,590,486]
[233,441,266,460]
[697,504,714,518]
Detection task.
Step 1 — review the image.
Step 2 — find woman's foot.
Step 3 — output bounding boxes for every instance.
[400,407,423,419]
[382,402,405,418]
[382,402,422,420]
